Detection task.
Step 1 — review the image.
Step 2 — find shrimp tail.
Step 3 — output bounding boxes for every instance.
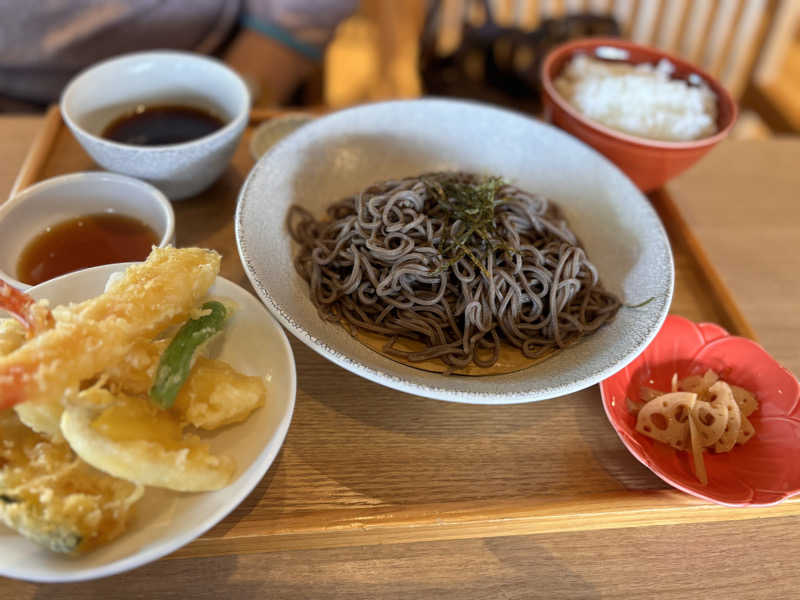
[0,247,220,409]
[0,279,53,338]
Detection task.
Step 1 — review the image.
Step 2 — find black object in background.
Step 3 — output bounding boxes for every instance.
[419,0,620,113]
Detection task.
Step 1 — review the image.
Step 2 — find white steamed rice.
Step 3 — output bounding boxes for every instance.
[554,54,718,142]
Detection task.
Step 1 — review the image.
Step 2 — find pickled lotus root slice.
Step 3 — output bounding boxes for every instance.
[690,400,728,448]
[731,385,758,417]
[639,386,663,403]
[738,415,756,445]
[708,381,742,453]
[678,374,706,394]
[626,397,643,415]
[679,369,719,400]
[633,371,758,486]
[635,392,697,451]
[688,408,708,485]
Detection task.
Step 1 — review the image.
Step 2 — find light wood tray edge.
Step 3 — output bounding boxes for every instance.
[649,189,758,341]
[9,106,62,199]
[172,490,800,559]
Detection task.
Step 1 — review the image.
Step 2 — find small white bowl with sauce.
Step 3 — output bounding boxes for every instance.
[0,172,174,291]
[61,51,250,200]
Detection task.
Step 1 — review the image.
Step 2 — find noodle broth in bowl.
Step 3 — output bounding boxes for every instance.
[236,99,674,403]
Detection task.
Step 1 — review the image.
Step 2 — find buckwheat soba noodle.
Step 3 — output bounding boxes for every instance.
[288,172,621,373]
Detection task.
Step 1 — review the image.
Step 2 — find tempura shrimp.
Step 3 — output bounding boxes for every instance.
[0,318,27,356]
[1,318,64,440]
[0,280,52,337]
[0,247,220,410]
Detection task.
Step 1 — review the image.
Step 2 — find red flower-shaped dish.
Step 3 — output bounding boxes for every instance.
[600,315,800,506]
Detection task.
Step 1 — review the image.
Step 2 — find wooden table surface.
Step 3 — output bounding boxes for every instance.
[1,116,798,599]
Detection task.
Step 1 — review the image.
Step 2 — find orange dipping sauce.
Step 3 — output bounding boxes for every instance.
[17,213,159,286]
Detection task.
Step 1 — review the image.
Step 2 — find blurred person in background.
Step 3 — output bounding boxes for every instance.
[0,0,358,111]
[0,0,620,114]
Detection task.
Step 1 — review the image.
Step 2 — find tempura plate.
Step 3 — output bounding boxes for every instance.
[0,263,295,582]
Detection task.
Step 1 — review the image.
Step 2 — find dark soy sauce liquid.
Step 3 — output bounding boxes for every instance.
[17,213,159,286]
[102,104,225,146]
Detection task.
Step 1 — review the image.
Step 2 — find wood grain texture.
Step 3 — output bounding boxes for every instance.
[0,115,798,597]
[6,516,800,599]
[666,138,800,377]
[650,189,758,340]
[7,106,61,198]
[0,115,43,203]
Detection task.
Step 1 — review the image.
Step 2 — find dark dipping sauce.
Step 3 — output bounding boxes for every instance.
[102,104,225,146]
[17,213,159,286]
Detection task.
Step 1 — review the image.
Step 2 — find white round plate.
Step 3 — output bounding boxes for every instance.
[0,263,295,582]
[236,98,673,404]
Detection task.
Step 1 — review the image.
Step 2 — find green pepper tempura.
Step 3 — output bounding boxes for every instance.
[149,300,230,409]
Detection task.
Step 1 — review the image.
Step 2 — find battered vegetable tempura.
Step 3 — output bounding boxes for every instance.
[0,410,143,554]
[0,246,268,555]
[173,358,266,430]
[105,339,267,430]
[61,389,237,492]
[0,247,220,409]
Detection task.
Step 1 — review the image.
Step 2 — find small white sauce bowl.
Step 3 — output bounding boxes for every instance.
[0,172,175,290]
[61,50,250,200]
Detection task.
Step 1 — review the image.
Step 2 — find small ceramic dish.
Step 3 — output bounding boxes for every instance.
[249,114,313,161]
[61,50,250,200]
[237,98,674,404]
[0,262,296,582]
[540,38,737,192]
[600,314,800,507]
[0,172,174,290]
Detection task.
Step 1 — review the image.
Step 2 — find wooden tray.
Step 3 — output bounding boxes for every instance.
[9,106,792,561]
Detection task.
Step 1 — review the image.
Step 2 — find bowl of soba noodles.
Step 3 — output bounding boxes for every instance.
[235,99,673,404]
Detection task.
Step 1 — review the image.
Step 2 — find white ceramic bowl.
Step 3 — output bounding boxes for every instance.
[61,51,250,200]
[0,172,174,290]
[0,263,296,582]
[236,99,674,404]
